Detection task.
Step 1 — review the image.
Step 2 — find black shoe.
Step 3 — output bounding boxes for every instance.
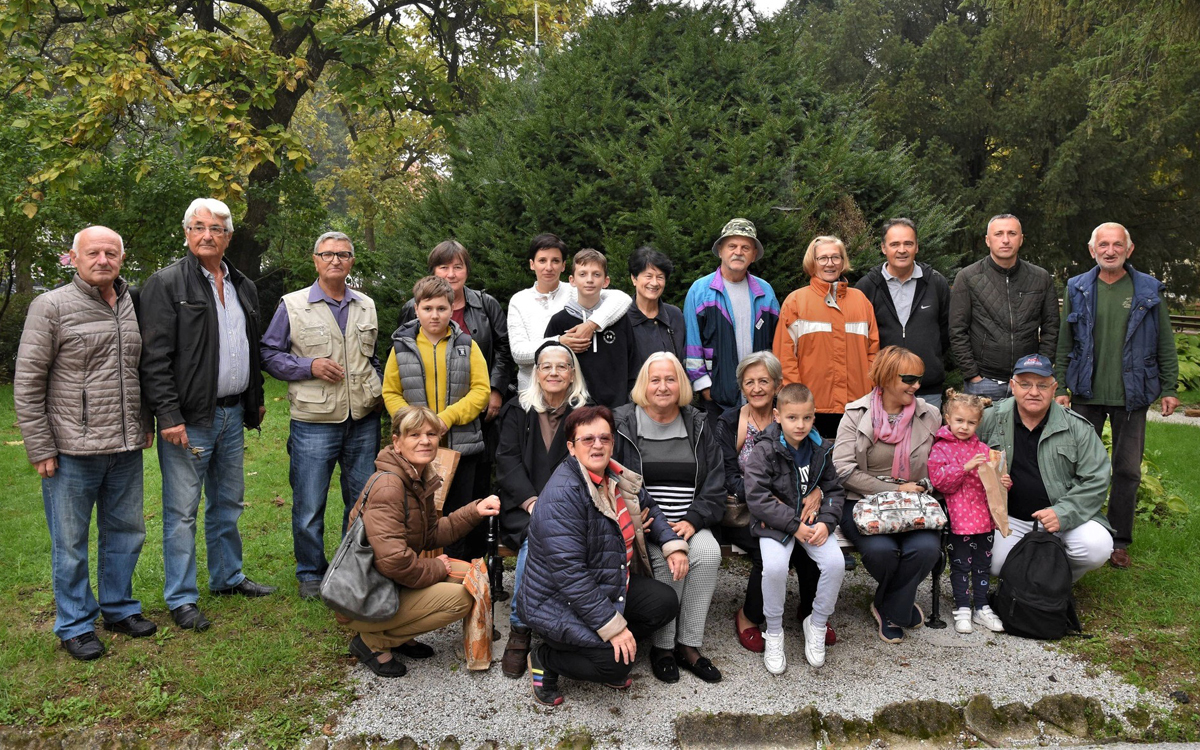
[170,604,211,632]
[211,577,277,597]
[528,646,562,706]
[393,640,434,659]
[675,648,722,683]
[61,632,105,661]
[103,614,157,638]
[650,646,679,683]
[298,580,322,599]
[843,551,857,571]
[349,635,407,678]
[494,588,510,603]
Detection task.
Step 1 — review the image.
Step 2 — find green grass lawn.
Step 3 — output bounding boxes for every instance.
[0,380,1197,743]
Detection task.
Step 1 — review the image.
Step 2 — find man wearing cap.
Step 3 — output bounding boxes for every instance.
[1053,223,1179,569]
[978,353,1115,582]
[683,218,780,427]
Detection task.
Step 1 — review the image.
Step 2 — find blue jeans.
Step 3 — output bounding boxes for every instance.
[42,451,146,640]
[288,413,381,582]
[964,377,1011,401]
[159,404,248,609]
[510,539,529,630]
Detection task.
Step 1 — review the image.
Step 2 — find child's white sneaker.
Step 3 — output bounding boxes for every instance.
[802,615,826,667]
[953,607,973,634]
[763,631,786,674]
[973,605,1005,632]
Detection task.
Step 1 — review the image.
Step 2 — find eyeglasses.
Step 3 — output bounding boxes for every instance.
[815,255,843,265]
[315,251,354,262]
[186,224,228,236]
[899,374,923,385]
[1012,381,1054,392]
[537,363,573,373]
[571,434,613,447]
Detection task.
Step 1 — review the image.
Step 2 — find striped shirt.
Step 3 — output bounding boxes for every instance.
[590,467,636,588]
[635,408,696,523]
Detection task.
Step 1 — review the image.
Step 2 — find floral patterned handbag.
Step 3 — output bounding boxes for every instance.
[852,490,948,535]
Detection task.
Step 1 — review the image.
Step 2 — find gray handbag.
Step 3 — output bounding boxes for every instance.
[320,471,401,622]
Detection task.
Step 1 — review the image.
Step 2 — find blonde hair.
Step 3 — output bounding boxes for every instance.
[868,345,925,388]
[630,352,694,408]
[942,388,991,421]
[391,405,441,438]
[520,345,590,413]
[802,235,853,277]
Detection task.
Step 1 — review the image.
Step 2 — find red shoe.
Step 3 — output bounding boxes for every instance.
[825,623,836,646]
[735,609,765,653]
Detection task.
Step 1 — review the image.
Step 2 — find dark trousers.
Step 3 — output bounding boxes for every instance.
[538,574,678,685]
[1073,403,1146,550]
[443,453,484,560]
[698,397,729,434]
[813,412,844,443]
[946,532,994,609]
[840,501,940,625]
[720,524,818,624]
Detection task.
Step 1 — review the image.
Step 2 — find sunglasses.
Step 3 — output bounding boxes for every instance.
[899,374,923,385]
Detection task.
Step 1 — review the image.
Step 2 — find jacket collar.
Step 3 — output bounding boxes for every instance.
[183,251,245,284]
[71,273,128,302]
[375,446,443,502]
[394,318,465,344]
[307,281,361,305]
[993,398,1070,441]
[807,276,848,302]
[708,268,768,299]
[984,255,1022,277]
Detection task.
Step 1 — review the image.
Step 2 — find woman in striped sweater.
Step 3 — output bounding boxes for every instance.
[613,353,727,684]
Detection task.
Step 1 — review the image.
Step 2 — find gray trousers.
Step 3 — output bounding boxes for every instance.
[760,532,844,635]
[1072,403,1147,550]
[648,528,721,649]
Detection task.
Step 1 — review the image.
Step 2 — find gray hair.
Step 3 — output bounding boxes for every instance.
[881,217,916,240]
[1088,222,1132,249]
[519,345,590,413]
[182,198,234,234]
[314,231,354,255]
[985,213,1021,234]
[72,226,124,255]
[736,351,783,389]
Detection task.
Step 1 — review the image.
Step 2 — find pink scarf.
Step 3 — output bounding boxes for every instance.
[870,387,916,480]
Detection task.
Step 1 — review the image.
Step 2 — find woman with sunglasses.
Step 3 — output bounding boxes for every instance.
[773,236,879,439]
[832,346,942,644]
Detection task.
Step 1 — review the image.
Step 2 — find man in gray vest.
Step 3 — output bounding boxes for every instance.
[15,226,157,660]
[1053,223,1179,569]
[261,232,384,598]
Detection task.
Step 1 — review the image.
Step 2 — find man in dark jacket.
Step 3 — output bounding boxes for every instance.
[949,214,1059,400]
[1053,223,1180,569]
[856,218,952,408]
[139,198,274,633]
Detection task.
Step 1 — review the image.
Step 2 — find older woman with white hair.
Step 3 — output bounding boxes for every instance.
[613,352,726,684]
[494,341,590,677]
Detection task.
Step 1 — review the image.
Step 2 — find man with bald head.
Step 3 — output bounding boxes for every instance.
[15,226,157,660]
[1054,222,1179,569]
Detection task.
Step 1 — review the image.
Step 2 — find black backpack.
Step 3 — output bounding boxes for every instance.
[988,522,1083,640]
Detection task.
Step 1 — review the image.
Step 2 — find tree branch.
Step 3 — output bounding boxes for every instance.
[222,0,283,37]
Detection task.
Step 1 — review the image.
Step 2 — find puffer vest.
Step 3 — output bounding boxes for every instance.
[1064,264,1164,411]
[282,286,382,423]
[391,320,484,456]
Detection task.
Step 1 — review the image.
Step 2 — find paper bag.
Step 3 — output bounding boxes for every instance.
[978,449,1010,537]
[419,448,461,559]
[460,558,494,670]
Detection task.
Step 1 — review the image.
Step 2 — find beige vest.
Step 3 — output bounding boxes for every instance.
[282,286,383,423]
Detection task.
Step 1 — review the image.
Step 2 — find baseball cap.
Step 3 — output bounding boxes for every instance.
[1012,353,1053,377]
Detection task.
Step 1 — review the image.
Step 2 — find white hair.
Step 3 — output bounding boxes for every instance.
[1088,222,1132,249]
[314,231,354,255]
[72,226,124,255]
[519,345,590,413]
[182,198,234,234]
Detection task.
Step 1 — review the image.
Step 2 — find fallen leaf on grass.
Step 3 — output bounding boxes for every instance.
[273,495,285,507]
[248,471,258,476]
[274,397,285,402]
[4,440,24,446]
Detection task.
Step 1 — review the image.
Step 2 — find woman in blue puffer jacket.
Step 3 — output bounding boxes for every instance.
[515,405,689,706]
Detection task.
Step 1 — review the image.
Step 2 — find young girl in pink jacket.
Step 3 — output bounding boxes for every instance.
[928,390,1011,634]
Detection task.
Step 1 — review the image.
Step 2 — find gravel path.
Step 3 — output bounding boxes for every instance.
[1148,409,1200,427]
[335,559,1167,747]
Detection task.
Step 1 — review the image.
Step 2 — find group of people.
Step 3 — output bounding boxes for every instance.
[15,202,1180,711]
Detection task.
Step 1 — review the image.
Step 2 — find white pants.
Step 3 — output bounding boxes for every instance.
[991,517,1114,582]
[760,532,844,635]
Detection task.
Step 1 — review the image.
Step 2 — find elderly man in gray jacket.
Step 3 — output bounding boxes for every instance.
[14,226,156,661]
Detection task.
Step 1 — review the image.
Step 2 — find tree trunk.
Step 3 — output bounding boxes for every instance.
[226,160,281,278]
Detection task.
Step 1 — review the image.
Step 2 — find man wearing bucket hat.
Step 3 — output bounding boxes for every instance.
[977,353,1114,583]
[683,218,780,428]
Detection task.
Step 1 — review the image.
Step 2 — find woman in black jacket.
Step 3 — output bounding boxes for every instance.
[494,342,589,677]
[613,352,726,684]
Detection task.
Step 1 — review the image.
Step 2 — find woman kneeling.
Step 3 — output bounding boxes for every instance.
[340,405,499,678]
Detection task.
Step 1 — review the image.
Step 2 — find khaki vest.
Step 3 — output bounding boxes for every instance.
[282,287,383,423]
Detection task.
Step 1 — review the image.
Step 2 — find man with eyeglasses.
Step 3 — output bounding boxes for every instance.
[978,354,1114,583]
[261,232,384,598]
[1053,223,1179,569]
[140,198,274,633]
[949,214,1059,400]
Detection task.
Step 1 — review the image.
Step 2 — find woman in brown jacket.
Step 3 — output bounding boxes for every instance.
[341,405,500,678]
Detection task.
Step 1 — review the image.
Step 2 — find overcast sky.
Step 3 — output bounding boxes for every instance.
[588,0,789,18]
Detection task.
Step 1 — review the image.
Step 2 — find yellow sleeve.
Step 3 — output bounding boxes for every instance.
[382,350,409,416]
[437,342,489,427]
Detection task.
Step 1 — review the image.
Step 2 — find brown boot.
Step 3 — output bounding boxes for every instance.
[502,627,532,678]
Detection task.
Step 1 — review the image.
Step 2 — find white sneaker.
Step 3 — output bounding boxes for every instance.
[802,615,826,667]
[763,631,786,674]
[973,605,1005,632]
[953,607,973,634]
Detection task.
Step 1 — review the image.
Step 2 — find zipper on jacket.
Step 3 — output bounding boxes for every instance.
[111,297,130,451]
[1007,275,1015,369]
[81,391,89,433]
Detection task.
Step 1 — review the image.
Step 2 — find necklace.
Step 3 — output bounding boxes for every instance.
[747,407,772,432]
